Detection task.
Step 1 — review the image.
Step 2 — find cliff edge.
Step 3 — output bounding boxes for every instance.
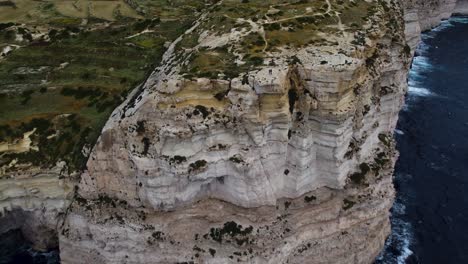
[62,0,405,263]
[59,1,468,263]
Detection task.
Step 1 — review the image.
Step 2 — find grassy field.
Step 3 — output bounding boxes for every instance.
[0,0,211,172]
[0,0,141,23]
[0,0,386,173]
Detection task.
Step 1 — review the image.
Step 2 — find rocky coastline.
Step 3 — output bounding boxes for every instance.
[1,1,467,263]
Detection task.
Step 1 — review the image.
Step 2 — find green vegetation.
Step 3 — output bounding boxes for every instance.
[378,133,392,147]
[229,155,244,164]
[189,160,207,173]
[0,1,211,172]
[304,195,317,203]
[147,230,166,245]
[0,0,398,173]
[349,162,370,185]
[0,0,218,24]
[169,155,187,165]
[176,0,388,80]
[342,198,355,210]
[207,221,253,245]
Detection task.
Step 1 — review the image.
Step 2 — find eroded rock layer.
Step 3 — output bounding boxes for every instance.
[61,0,406,263]
[58,0,468,263]
[78,0,407,208]
[0,165,73,251]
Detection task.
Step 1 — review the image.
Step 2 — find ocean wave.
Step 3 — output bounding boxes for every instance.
[401,103,410,112]
[411,56,433,71]
[408,86,434,97]
[407,79,423,88]
[392,200,406,215]
[396,233,414,264]
[449,16,468,24]
[407,53,437,98]
[415,42,430,56]
[376,203,414,264]
[424,17,468,38]
[431,20,454,33]
[394,129,405,136]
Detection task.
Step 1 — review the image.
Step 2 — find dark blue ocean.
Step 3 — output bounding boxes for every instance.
[377,16,468,264]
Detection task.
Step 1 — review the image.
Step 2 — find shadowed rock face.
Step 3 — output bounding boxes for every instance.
[1,0,467,263]
[0,209,60,264]
[0,167,73,255]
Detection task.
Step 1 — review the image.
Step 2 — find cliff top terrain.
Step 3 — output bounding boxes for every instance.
[0,0,213,174]
[0,0,401,178]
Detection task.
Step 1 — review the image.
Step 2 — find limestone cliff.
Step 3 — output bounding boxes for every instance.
[1,0,467,263]
[404,0,463,51]
[0,163,74,252]
[61,0,405,263]
[59,1,467,263]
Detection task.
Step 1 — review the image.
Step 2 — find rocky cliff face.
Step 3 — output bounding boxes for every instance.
[404,0,462,51]
[2,0,467,263]
[60,1,405,263]
[0,163,74,252]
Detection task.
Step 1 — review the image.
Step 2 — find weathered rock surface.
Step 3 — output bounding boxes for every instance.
[58,1,468,263]
[404,0,464,51]
[77,0,406,209]
[0,165,73,251]
[61,0,405,263]
[1,0,468,263]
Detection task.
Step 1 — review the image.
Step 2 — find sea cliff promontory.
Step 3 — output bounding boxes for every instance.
[1,0,467,263]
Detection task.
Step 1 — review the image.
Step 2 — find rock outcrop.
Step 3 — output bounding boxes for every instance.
[61,1,405,263]
[58,0,468,263]
[1,0,467,263]
[404,0,463,51]
[0,164,74,251]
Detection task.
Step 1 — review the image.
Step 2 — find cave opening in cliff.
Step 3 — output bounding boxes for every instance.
[288,88,298,114]
[288,67,303,115]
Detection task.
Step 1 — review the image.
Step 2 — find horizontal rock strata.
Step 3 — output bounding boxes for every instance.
[61,0,406,263]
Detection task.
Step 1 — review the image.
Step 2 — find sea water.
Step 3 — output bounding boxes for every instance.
[377,16,468,264]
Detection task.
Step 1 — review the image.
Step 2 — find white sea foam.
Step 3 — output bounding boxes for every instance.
[432,20,454,32]
[396,235,414,264]
[412,56,433,70]
[407,54,436,98]
[449,17,468,24]
[377,177,415,263]
[393,212,415,264]
[424,17,468,37]
[401,103,410,112]
[408,71,426,83]
[376,201,414,264]
[417,42,431,54]
[408,79,424,88]
[392,200,406,214]
[394,129,404,136]
[408,86,434,97]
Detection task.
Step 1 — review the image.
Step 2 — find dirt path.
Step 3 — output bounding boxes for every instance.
[325,0,332,14]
